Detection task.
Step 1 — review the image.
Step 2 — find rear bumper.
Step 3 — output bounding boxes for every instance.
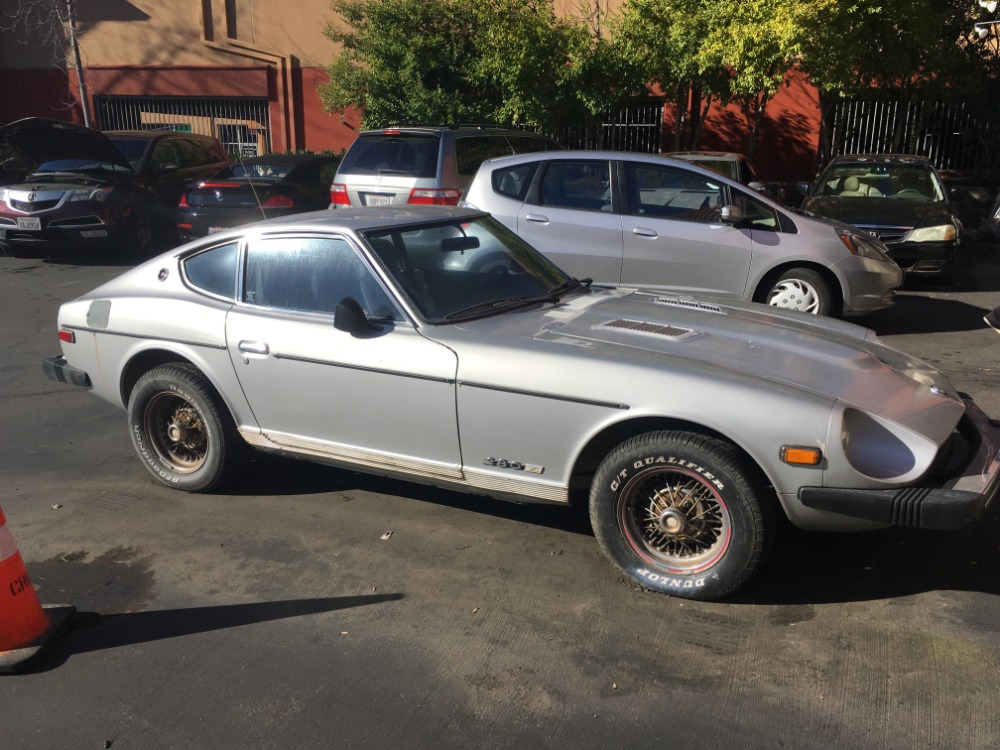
[799,396,1000,530]
[41,355,92,389]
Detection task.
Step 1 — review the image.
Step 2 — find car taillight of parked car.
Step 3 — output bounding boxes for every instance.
[261,195,294,209]
[408,188,462,206]
[330,183,351,206]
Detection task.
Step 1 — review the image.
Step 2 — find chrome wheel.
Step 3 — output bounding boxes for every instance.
[618,467,731,574]
[143,391,209,473]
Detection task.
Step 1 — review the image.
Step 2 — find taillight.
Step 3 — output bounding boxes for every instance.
[178,193,189,208]
[408,188,462,206]
[330,183,351,206]
[261,194,294,209]
[58,329,75,344]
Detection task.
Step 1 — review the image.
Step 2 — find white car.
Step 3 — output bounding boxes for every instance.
[462,150,903,317]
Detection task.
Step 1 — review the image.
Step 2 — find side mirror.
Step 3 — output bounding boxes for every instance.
[747,181,768,193]
[155,162,179,175]
[334,297,381,335]
[720,204,744,224]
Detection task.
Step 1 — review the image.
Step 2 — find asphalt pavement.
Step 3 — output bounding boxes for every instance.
[2,242,1000,749]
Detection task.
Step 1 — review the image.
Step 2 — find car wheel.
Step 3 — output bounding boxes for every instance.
[127,363,241,492]
[764,268,831,315]
[589,431,772,600]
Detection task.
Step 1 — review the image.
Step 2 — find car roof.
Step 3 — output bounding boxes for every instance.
[478,149,747,183]
[233,153,338,167]
[222,205,489,236]
[103,129,219,143]
[669,151,744,161]
[356,125,552,137]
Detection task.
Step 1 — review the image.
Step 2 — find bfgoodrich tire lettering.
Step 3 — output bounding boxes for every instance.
[127,363,240,492]
[590,431,772,600]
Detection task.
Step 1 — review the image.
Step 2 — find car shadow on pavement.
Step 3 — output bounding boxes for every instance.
[231,453,596,538]
[858,293,991,335]
[24,594,404,674]
[735,502,1000,605]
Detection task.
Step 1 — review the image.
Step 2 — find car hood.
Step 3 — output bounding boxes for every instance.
[440,288,962,441]
[800,196,956,228]
[0,117,133,173]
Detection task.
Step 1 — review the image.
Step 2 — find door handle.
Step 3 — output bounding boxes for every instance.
[632,227,658,238]
[238,340,270,356]
[524,213,549,223]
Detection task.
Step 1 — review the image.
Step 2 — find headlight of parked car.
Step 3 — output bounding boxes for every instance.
[836,228,892,261]
[68,186,114,203]
[905,223,957,243]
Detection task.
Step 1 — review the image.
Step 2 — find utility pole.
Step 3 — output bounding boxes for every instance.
[65,0,91,127]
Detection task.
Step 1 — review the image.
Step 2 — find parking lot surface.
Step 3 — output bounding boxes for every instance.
[2,244,1000,749]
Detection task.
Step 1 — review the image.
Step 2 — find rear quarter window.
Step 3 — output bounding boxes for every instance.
[183,241,239,299]
[491,163,538,201]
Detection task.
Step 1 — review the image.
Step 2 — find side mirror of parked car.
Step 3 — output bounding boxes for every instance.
[748,181,768,193]
[334,296,382,335]
[155,162,179,175]
[720,204,744,225]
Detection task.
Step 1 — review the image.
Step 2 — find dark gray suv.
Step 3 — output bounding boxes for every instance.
[329,125,560,208]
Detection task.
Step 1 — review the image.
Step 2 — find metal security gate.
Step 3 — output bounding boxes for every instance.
[94,96,272,157]
[555,99,665,153]
[827,95,1000,175]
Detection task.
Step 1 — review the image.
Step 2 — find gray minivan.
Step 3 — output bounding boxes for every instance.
[329,125,560,208]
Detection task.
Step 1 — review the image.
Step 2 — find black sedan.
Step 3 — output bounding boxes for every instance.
[176,154,340,241]
[801,154,962,283]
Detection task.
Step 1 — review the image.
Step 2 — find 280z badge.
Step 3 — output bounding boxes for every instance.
[483,457,544,474]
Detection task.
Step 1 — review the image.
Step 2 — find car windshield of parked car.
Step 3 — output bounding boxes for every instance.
[816,163,945,201]
[361,215,578,322]
[33,158,130,175]
[231,162,292,180]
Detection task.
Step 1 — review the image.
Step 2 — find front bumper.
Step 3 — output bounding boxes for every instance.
[41,355,92,389]
[885,239,958,276]
[799,396,1000,530]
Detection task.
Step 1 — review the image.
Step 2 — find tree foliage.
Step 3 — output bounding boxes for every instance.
[319,0,640,131]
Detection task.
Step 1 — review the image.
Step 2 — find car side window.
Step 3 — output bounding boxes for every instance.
[177,138,212,168]
[183,241,239,299]
[506,136,560,154]
[455,136,520,176]
[539,160,612,212]
[244,236,403,320]
[625,162,724,223]
[149,140,181,171]
[731,190,779,230]
[491,163,537,201]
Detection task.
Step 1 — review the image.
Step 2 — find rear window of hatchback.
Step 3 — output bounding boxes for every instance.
[337,134,439,178]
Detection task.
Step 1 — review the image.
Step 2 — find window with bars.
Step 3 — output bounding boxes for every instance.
[94,95,272,157]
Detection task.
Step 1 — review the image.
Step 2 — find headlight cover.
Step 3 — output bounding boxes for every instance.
[836,227,891,261]
[905,223,957,243]
[68,186,114,203]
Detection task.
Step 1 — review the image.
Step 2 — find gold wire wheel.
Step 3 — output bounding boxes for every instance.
[143,391,209,473]
[618,467,731,574]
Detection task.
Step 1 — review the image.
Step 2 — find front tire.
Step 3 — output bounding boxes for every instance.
[127,363,240,492]
[764,268,831,315]
[590,431,772,600]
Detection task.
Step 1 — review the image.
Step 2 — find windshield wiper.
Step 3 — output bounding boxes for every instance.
[547,277,592,300]
[442,279,593,322]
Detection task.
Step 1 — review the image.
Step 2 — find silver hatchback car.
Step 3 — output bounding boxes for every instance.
[462,150,903,316]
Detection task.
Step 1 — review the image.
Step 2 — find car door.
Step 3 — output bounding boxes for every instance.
[225,233,463,478]
[620,160,753,297]
[514,158,624,285]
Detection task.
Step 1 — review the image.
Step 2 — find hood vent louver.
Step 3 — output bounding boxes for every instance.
[653,297,724,314]
[600,318,701,341]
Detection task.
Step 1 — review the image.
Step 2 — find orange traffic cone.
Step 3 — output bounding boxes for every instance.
[0,506,74,673]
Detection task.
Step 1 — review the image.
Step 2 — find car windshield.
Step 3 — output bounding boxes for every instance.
[106,136,151,170]
[361,215,580,322]
[230,162,292,180]
[34,158,130,175]
[816,162,945,201]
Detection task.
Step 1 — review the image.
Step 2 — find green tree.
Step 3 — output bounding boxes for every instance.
[319,0,631,132]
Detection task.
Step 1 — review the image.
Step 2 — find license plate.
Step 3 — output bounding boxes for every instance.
[364,194,392,207]
[16,217,41,231]
[208,226,226,234]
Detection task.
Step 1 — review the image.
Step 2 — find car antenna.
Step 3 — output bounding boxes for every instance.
[232,150,268,220]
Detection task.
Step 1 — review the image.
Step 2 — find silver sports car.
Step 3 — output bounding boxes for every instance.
[42,206,1000,600]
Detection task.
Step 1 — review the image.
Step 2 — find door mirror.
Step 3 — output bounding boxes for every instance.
[720,204,744,224]
[334,296,381,335]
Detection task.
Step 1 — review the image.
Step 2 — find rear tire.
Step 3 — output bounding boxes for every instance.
[127,363,241,492]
